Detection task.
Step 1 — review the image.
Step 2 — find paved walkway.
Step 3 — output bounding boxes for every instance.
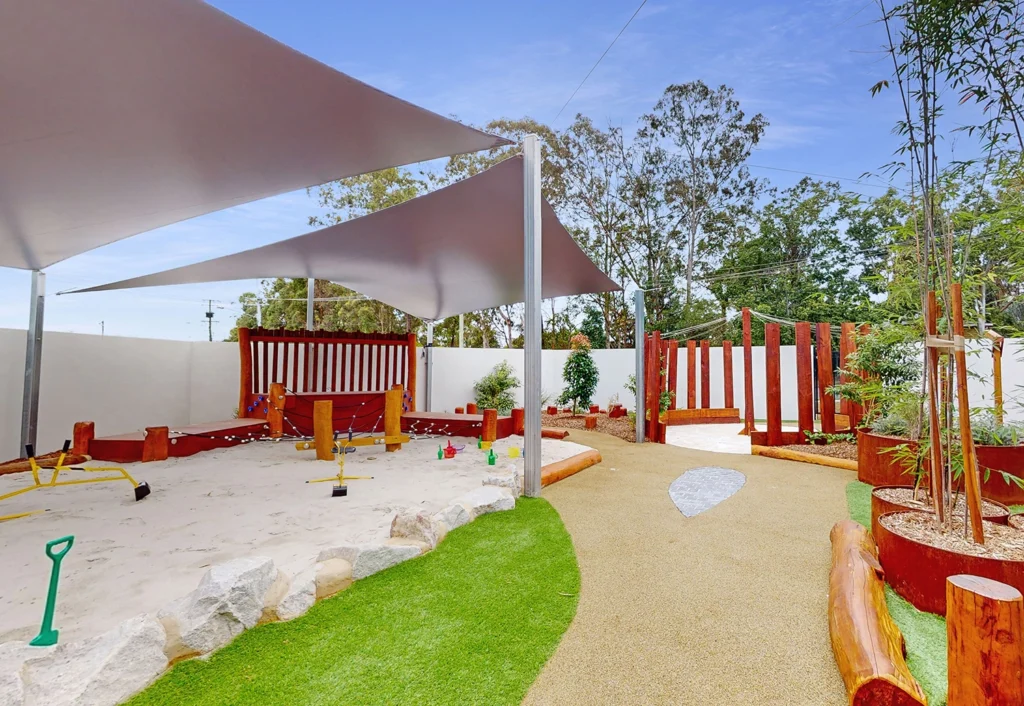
[524,430,851,706]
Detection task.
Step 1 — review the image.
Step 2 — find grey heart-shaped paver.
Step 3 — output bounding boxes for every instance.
[669,466,746,517]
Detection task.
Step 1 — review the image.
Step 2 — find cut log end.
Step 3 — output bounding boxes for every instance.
[853,679,928,706]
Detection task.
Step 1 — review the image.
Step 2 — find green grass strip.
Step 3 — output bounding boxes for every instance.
[128,498,579,706]
[845,480,947,705]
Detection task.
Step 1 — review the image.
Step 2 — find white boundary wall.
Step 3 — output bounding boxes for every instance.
[0,329,239,457]
[1,328,1021,458]
[429,341,1024,425]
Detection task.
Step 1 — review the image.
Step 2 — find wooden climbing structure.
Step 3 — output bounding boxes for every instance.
[641,329,740,443]
[238,327,417,437]
[744,308,864,447]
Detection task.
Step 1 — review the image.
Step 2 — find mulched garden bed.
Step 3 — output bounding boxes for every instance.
[875,486,1007,517]
[880,511,1024,561]
[778,441,857,461]
[543,413,636,443]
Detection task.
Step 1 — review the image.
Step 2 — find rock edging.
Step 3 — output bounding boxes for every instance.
[0,484,519,706]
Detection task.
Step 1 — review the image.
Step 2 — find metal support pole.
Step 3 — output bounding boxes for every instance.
[21,271,45,455]
[634,290,645,444]
[523,134,542,498]
[459,314,464,348]
[305,278,315,330]
[425,322,434,412]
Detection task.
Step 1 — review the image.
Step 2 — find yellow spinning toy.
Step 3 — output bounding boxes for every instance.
[0,441,151,522]
[306,433,374,497]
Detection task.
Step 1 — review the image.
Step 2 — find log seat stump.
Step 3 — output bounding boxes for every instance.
[947,574,1023,705]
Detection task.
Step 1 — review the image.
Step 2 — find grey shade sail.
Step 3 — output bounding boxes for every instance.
[69,156,621,320]
[0,0,507,270]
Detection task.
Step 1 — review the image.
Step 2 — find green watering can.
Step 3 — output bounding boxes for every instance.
[30,535,74,647]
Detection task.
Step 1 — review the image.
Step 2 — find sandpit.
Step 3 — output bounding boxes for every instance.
[0,435,590,644]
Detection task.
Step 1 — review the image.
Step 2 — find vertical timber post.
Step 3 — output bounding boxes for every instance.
[634,290,645,444]
[839,322,855,419]
[795,322,814,443]
[742,307,755,434]
[666,339,678,410]
[722,340,734,409]
[313,400,333,461]
[384,385,403,452]
[700,339,711,409]
[765,322,782,446]
[951,283,985,543]
[21,271,45,455]
[816,322,836,434]
[686,340,697,409]
[523,134,542,498]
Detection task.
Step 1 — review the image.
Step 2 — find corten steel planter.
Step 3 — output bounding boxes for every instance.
[870,485,1009,540]
[977,444,1024,506]
[857,430,921,486]
[875,510,1024,615]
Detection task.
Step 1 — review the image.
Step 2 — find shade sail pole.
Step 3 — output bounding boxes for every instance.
[523,134,542,498]
[425,322,434,412]
[634,290,645,444]
[21,271,45,455]
[306,278,314,330]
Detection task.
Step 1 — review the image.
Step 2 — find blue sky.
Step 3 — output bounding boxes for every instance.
[4,0,971,341]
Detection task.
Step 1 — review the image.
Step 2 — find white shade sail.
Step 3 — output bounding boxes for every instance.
[69,156,621,319]
[0,0,507,270]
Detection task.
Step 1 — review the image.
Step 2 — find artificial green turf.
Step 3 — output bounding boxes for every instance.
[845,480,948,705]
[127,498,579,706]
[845,480,873,530]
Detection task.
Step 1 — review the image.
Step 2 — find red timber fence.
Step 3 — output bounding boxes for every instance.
[237,327,417,419]
[642,330,741,443]
[743,308,865,447]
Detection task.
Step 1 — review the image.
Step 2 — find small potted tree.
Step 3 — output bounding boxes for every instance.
[558,334,599,416]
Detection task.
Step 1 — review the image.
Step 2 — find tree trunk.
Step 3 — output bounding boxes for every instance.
[686,228,695,307]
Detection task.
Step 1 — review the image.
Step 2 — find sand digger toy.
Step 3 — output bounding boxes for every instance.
[0,440,151,522]
[306,433,374,497]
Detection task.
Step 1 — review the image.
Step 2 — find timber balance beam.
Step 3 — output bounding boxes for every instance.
[541,450,601,487]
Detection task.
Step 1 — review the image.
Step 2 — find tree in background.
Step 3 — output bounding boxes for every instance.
[643,81,768,307]
[227,278,408,341]
[433,117,566,204]
[579,306,607,348]
[709,179,884,343]
[611,125,683,329]
[558,334,599,415]
[557,116,632,347]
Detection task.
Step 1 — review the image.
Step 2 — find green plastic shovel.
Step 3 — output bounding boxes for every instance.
[30,535,74,647]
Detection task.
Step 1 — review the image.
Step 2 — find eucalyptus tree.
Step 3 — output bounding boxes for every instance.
[556,115,632,346]
[642,81,767,306]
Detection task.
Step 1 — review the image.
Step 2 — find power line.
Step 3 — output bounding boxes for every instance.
[553,0,649,123]
[746,163,901,191]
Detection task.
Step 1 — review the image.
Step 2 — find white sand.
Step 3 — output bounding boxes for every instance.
[0,435,590,644]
